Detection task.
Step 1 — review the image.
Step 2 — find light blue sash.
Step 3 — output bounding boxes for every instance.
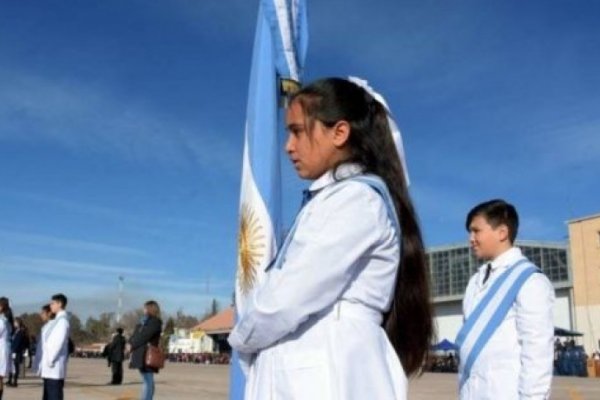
[456,259,539,387]
[267,174,400,271]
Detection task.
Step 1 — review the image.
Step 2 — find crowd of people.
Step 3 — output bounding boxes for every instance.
[554,338,600,377]
[0,297,168,400]
[0,294,70,400]
[425,337,600,377]
[167,352,230,365]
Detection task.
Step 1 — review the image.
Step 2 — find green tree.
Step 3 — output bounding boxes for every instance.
[161,317,175,353]
[85,312,113,342]
[119,308,144,336]
[174,309,199,329]
[69,312,89,344]
[210,299,220,317]
[199,298,221,321]
[18,312,42,339]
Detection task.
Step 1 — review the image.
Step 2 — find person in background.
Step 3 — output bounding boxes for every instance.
[8,317,29,387]
[33,304,54,376]
[28,334,36,369]
[128,301,162,400]
[40,294,70,400]
[0,297,14,400]
[457,200,554,399]
[108,328,126,385]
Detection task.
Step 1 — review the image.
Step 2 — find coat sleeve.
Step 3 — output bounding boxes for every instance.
[515,273,555,399]
[228,182,396,353]
[45,319,69,367]
[33,335,42,374]
[129,319,161,350]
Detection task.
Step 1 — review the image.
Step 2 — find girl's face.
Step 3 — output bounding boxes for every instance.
[285,101,349,180]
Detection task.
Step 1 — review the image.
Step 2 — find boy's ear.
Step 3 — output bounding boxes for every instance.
[497,223,510,243]
[331,120,351,148]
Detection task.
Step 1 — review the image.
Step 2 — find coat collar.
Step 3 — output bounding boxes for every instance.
[309,163,364,192]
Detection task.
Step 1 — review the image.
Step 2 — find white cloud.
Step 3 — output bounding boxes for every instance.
[2,255,233,319]
[0,68,240,175]
[0,255,165,279]
[9,280,231,321]
[0,189,210,239]
[0,229,148,257]
[526,117,600,170]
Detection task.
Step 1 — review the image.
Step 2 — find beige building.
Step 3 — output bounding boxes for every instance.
[168,328,215,354]
[568,213,600,353]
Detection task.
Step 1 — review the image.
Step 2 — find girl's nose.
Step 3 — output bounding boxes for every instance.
[285,135,294,154]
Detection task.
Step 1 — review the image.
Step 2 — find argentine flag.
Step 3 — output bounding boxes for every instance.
[231,0,308,398]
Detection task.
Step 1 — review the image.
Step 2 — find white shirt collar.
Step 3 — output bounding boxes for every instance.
[55,310,68,319]
[309,163,364,192]
[483,247,524,272]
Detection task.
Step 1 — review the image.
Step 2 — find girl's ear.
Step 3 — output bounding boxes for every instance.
[331,120,351,148]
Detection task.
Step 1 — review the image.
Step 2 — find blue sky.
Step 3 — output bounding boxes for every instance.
[1,0,598,319]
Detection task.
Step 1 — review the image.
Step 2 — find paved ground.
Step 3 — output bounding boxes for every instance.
[4,358,599,399]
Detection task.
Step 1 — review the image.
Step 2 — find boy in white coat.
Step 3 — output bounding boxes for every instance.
[458,200,554,399]
[33,304,54,376]
[41,294,70,400]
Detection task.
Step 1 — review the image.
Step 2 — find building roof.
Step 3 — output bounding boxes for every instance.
[193,307,234,334]
[567,212,600,224]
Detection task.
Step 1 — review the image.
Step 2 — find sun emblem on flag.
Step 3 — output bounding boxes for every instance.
[238,204,266,295]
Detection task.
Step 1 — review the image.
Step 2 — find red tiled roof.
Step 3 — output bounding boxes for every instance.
[193,307,234,334]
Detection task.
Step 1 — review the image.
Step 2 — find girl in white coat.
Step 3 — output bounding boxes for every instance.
[229,78,434,399]
[0,297,14,400]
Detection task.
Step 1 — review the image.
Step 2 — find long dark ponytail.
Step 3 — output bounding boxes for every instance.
[0,296,14,334]
[290,78,434,376]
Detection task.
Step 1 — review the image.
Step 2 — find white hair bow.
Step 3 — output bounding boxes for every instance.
[348,76,410,186]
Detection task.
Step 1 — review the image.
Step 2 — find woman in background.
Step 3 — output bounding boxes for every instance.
[128,300,162,400]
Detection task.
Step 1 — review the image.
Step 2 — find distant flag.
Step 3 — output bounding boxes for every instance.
[231,0,308,399]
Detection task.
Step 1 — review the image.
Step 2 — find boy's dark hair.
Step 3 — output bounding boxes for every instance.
[51,293,68,308]
[466,199,519,243]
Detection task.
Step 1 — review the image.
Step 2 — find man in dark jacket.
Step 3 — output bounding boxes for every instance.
[108,328,126,385]
[8,319,29,387]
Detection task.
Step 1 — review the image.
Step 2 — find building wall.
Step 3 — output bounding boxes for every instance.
[568,215,600,352]
[168,329,215,353]
[554,288,573,330]
[433,301,463,342]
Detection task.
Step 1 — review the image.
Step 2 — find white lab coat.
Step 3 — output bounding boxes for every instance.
[0,314,11,377]
[33,322,49,376]
[460,247,555,400]
[229,164,407,400]
[40,310,70,380]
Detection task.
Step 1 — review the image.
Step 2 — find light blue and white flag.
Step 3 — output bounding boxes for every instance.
[231,1,308,398]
